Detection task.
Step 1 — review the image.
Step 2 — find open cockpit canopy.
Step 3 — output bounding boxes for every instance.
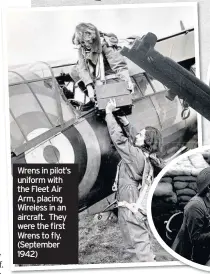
[9,62,76,155]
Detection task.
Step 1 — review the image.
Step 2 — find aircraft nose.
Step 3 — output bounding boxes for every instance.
[43,145,60,163]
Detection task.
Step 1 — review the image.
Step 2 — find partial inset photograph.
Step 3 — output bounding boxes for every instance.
[149,147,210,271]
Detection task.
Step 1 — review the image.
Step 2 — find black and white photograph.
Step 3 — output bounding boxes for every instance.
[148,146,210,272]
[7,3,200,270]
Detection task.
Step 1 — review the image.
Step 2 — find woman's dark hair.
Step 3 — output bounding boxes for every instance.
[143,126,162,153]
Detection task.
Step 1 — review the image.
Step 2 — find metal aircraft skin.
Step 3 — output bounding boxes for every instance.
[10,29,197,211]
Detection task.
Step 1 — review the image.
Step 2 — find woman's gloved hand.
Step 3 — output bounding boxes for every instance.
[127,80,134,93]
[106,99,119,114]
[87,84,95,101]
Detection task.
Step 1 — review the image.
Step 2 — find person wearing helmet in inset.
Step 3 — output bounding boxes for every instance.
[172,167,210,266]
[105,98,164,262]
[72,23,134,101]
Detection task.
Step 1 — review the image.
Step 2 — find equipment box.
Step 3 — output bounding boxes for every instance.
[95,81,133,115]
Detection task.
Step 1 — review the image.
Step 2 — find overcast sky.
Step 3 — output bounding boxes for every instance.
[7,4,196,66]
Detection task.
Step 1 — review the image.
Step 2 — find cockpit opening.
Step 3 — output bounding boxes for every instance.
[9,61,77,156]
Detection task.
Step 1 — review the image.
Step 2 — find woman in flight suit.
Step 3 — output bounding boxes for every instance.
[105,99,164,262]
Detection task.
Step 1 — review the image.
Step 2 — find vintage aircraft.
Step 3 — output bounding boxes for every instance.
[10,28,197,212]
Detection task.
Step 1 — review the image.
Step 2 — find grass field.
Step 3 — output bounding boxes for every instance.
[79,211,176,264]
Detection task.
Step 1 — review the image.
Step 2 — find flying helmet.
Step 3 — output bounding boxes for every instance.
[197,167,210,195]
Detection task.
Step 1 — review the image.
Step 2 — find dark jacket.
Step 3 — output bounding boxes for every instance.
[172,195,210,265]
[78,43,131,86]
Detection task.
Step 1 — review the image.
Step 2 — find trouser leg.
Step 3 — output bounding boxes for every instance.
[118,184,155,262]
